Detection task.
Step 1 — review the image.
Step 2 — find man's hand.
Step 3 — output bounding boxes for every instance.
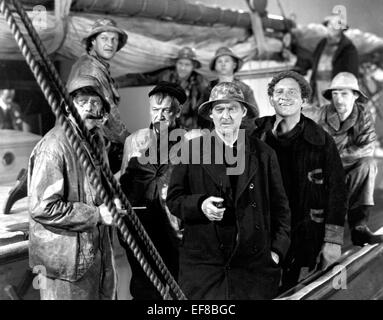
[271,251,280,265]
[320,242,342,270]
[201,196,225,222]
[98,199,126,226]
[99,204,114,226]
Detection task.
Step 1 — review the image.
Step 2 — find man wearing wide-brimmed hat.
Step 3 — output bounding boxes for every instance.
[318,72,382,246]
[115,46,210,130]
[28,76,127,299]
[167,82,290,300]
[67,18,129,172]
[208,46,259,128]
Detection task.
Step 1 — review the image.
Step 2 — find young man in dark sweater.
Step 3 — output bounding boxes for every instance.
[251,71,348,291]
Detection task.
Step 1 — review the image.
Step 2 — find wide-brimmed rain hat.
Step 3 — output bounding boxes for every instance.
[209,47,244,73]
[170,47,201,69]
[198,82,258,120]
[67,76,110,113]
[322,72,368,103]
[82,18,128,52]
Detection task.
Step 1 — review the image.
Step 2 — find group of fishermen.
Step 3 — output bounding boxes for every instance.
[21,17,382,300]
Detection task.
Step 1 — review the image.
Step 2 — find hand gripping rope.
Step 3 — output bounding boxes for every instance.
[0,0,186,300]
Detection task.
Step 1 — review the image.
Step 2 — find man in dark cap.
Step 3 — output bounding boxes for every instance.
[115,46,210,130]
[28,77,125,300]
[167,82,291,300]
[318,72,382,246]
[119,81,187,299]
[67,18,130,172]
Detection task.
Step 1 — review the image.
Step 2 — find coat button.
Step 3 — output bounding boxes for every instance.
[251,202,257,208]
[219,244,224,250]
[225,265,231,271]
[252,246,258,253]
[249,183,255,190]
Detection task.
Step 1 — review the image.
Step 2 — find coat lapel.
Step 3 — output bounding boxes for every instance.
[200,131,231,190]
[235,135,258,204]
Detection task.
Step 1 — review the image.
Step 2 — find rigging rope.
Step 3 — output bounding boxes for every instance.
[1,0,186,300]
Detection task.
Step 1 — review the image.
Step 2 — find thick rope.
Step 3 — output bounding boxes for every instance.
[9,0,185,300]
[1,0,186,300]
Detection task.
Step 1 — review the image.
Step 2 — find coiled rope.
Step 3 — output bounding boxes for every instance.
[1,0,186,300]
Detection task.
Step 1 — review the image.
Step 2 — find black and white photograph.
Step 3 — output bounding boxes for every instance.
[1,0,383,308]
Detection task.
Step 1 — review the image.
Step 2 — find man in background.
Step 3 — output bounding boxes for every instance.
[293,13,359,107]
[319,72,382,246]
[116,46,210,130]
[67,17,130,172]
[0,89,25,130]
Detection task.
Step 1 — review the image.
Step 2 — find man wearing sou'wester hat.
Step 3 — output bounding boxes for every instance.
[28,76,127,299]
[318,72,382,246]
[67,17,129,172]
[167,82,290,299]
[208,47,259,129]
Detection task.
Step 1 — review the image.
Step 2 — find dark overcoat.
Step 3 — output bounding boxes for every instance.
[166,131,291,300]
[251,115,347,269]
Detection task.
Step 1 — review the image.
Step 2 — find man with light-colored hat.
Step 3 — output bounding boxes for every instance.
[116,46,210,130]
[208,46,258,124]
[318,72,382,246]
[167,81,290,299]
[67,17,129,172]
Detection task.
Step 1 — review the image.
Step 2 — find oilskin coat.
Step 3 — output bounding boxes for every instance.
[28,122,116,298]
[166,132,291,299]
[67,53,129,144]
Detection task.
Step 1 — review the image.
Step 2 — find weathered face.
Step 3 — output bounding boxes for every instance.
[209,100,246,135]
[91,31,119,60]
[331,89,358,117]
[270,77,304,118]
[175,58,194,80]
[215,55,237,76]
[73,93,104,130]
[149,94,179,131]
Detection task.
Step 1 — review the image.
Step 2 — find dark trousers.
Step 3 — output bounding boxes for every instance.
[117,210,179,300]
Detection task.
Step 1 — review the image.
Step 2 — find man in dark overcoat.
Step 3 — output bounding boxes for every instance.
[119,82,187,299]
[251,71,348,292]
[166,82,291,300]
[293,13,359,107]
